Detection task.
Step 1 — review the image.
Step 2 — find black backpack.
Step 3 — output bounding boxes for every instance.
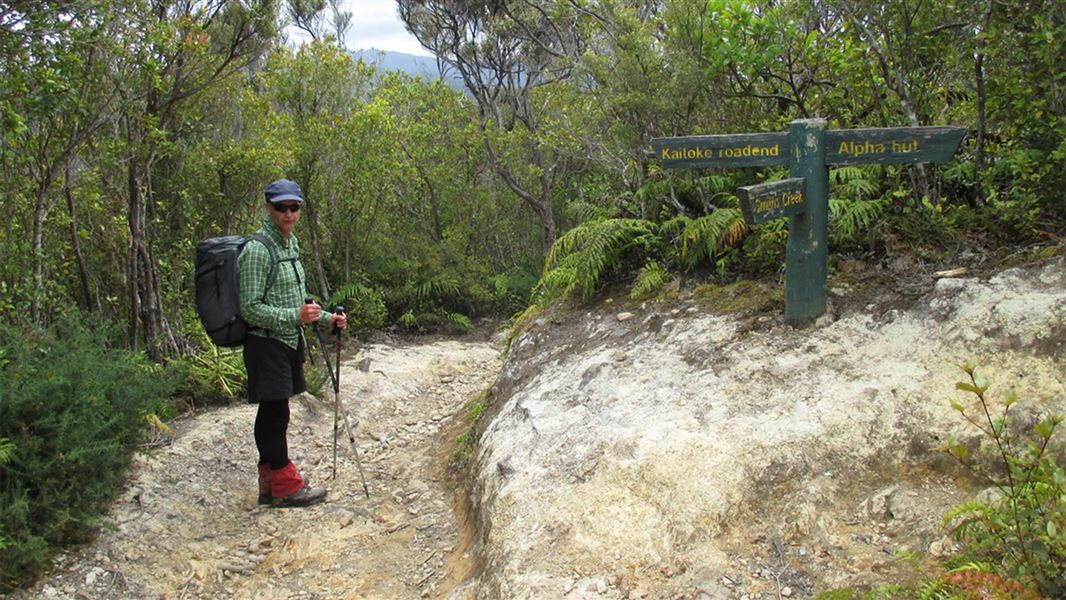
[194,234,278,347]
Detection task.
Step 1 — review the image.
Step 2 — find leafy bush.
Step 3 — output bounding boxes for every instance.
[328,281,388,331]
[942,364,1065,596]
[0,320,178,591]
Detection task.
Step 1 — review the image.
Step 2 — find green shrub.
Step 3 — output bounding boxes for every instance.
[535,218,662,303]
[943,364,1065,596]
[0,321,178,591]
[329,281,388,331]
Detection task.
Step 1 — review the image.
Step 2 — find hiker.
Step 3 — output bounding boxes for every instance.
[238,178,346,508]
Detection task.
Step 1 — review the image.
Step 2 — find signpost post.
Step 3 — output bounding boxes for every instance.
[651,119,964,326]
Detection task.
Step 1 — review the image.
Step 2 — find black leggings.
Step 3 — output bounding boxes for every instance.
[254,400,290,470]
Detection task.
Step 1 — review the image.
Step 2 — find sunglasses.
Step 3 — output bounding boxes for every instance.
[272,203,301,213]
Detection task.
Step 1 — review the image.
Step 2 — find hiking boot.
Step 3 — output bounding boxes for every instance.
[270,461,327,508]
[257,463,272,505]
[271,485,327,508]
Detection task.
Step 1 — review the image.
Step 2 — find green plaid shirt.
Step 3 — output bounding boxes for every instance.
[238,218,330,349]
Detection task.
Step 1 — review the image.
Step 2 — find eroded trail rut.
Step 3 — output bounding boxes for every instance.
[23,338,501,600]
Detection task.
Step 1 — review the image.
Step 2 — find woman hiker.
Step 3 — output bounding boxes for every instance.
[238,178,346,508]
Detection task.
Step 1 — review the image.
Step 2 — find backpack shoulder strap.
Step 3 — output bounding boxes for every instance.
[247,234,280,302]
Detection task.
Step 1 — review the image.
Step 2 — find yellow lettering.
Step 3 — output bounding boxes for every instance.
[892,139,918,152]
[839,140,888,156]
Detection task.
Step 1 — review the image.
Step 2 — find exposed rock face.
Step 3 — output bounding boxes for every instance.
[465,258,1065,598]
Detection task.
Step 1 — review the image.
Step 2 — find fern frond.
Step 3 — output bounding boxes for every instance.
[329,280,375,307]
[536,218,660,303]
[695,174,736,194]
[564,201,616,224]
[673,208,747,270]
[630,260,668,300]
[828,197,888,245]
[447,312,473,331]
[830,165,881,199]
[0,438,15,464]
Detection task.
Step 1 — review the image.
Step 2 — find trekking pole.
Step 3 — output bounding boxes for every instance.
[305,299,370,498]
[332,307,369,498]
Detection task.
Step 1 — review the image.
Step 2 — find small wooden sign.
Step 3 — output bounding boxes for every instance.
[651,132,789,169]
[826,126,966,165]
[737,177,806,225]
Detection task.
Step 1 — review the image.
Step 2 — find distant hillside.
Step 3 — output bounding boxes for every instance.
[353,48,464,90]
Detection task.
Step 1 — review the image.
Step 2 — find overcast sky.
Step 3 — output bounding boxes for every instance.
[287,0,433,57]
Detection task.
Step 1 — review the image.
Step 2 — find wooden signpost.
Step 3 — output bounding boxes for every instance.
[651,119,965,326]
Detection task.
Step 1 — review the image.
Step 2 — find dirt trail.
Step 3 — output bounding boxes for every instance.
[18,337,501,600]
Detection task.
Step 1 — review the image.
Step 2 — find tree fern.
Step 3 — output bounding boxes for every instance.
[662,208,747,270]
[536,218,660,303]
[695,174,737,194]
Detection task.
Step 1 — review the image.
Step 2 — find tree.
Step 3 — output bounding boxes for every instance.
[109,0,277,358]
[399,0,588,254]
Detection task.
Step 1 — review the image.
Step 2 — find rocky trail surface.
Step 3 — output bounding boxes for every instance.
[11,254,1066,600]
[17,338,501,600]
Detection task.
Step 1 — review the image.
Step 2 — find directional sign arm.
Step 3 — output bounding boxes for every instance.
[826,126,966,165]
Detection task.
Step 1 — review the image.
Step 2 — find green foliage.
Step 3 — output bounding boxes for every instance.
[829,197,889,247]
[942,364,1065,596]
[890,198,976,248]
[741,218,789,274]
[828,166,889,247]
[630,260,669,301]
[329,281,388,331]
[395,309,473,334]
[453,388,490,469]
[536,218,661,303]
[3,0,1064,350]
[488,271,538,315]
[0,320,178,591]
[177,347,246,404]
[661,207,748,271]
[169,308,245,405]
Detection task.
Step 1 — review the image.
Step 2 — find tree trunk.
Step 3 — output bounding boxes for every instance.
[973,0,992,206]
[30,183,50,324]
[127,148,142,352]
[65,161,95,312]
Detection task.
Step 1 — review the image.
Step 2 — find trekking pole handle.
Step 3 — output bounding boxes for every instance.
[333,306,345,335]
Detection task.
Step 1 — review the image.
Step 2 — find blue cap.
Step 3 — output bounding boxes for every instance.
[265,179,304,203]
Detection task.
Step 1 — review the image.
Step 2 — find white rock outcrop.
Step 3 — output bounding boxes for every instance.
[464,259,1065,598]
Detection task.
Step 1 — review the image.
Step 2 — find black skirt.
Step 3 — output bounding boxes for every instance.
[244,334,306,403]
